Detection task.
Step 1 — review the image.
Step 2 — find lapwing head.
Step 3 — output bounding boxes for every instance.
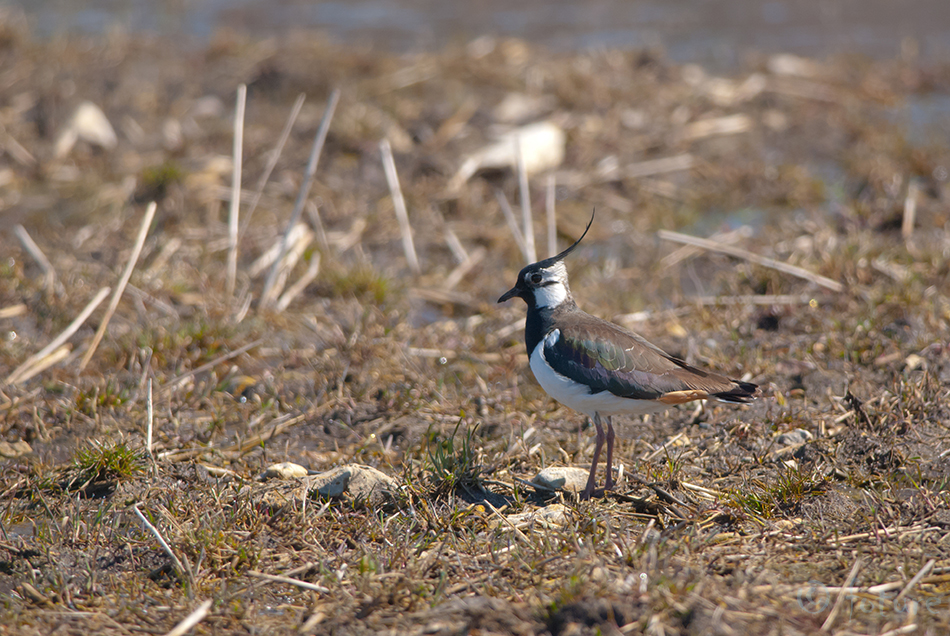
[498,211,594,309]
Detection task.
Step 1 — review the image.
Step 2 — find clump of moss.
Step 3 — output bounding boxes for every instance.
[329,265,390,303]
[66,439,147,491]
[138,160,184,201]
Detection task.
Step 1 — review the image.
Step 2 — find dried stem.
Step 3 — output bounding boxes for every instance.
[894,558,935,604]
[821,558,862,631]
[79,201,157,371]
[163,600,212,636]
[247,570,329,594]
[239,92,306,242]
[146,378,154,458]
[276,252,321,311]
[902,178,919,241]
[227,84,247,298]
[380,138,421,274]
[131,504,193,586]
[657,229,844,292]
[6,286,111,386]
[262,88,340,307]
[159,339,263,396]
[14,224,58,294]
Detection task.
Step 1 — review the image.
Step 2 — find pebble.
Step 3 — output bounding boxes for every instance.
[0,440,31,458]
[775,429,814,446]
[447,119,565,192]
[259,461,310,480]
[54,101,117,157]
[531,466,590,493]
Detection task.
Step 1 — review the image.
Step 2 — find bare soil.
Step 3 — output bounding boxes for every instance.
[1,14,949,636]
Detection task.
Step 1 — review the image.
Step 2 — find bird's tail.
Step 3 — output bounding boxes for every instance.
[712,381,759,404]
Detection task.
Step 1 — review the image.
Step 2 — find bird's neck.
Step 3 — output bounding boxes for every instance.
[525,297,575,354]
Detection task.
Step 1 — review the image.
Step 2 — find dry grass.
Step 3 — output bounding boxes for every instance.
[1,16,949,635]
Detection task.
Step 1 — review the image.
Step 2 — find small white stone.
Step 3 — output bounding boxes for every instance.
[531,466,590,493]
[775,429,814,446]
[447,119,566,192]
[55,101,117,157]
[260,462,310,480]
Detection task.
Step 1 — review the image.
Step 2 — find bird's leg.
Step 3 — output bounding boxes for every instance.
[581,414,606,500]
[604,416,615,492]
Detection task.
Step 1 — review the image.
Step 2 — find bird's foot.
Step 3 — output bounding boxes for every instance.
[579,486,608,501]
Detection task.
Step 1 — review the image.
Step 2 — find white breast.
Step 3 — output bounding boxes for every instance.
[529,329,673,418]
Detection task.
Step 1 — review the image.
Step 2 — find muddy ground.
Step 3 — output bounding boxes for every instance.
[1,12,950,635]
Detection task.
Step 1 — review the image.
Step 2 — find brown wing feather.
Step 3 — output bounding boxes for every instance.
[553,307,754,400]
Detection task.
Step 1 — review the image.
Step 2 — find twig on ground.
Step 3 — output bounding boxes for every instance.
[239,92,306,242]
[380,138,421,274]
[443,247,486,291]
[158,413,307,461]
[227,84,247,298]
[159,339,263,396]
[821,558,862,631]
[5,286,111,386]
[0,304,27,319]
[262,89,340,307]
[132,504,193,585]
[162,600,212,636]
[689,294,815,306]
[443,225,468,264]
[641,432,687,461]
[276,253,321,311]
[79,201,157,371]
[263,225,314,303]
[657,229,844,292]
[14,224,59,294]
[305,200,330,253]
[247,571,330,594]
[894,558,935,604]
[660,226,753,268]
[8,346,71,386]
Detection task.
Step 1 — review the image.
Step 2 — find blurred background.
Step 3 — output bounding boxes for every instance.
[11,0,950,70]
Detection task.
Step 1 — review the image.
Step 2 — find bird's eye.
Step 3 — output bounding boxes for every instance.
[529,272,543,284]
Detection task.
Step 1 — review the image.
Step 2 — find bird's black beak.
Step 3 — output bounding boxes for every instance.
[498,285,521,303]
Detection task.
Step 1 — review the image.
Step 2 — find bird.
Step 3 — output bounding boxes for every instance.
[498,212,758,500]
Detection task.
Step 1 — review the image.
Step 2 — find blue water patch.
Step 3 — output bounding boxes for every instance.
[888,93,950,147]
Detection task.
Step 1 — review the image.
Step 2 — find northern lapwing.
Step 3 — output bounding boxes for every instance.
[498,213,758,500]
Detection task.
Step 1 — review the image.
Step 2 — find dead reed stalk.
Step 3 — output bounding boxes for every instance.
[79,201,157,371]
[227,84,247,298]
[261,88,340,307]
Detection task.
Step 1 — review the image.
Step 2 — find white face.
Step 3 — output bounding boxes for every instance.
[528,262,569,308]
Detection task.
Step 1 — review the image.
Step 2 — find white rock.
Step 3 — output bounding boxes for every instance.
[55,101,118,157]
[531,466,590,493]
[447,119,566,192]
[260,462,310,480]
[775,429,814,446]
